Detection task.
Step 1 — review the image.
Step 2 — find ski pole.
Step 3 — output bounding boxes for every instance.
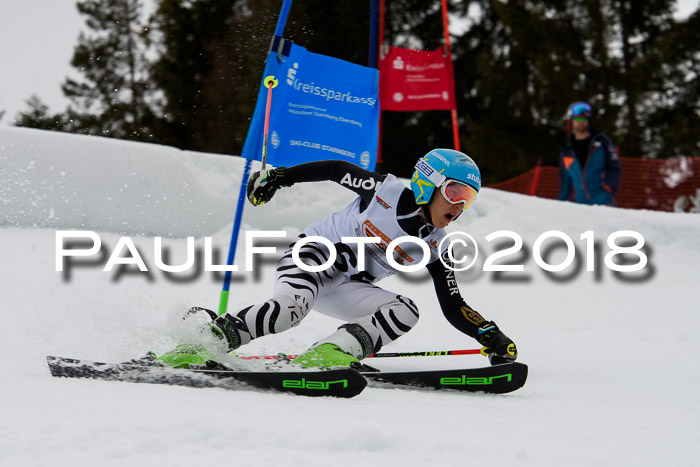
[235,349,483,360]
[261,75,278,170]
[215,75,278,317]
[367,349,482,358]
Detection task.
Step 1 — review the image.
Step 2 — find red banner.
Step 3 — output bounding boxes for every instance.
[379,46,456,111]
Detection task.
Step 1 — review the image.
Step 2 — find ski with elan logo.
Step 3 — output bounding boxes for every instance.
[361,362,528,394]
[46,356,367,398]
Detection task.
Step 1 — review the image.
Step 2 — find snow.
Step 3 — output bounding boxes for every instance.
[1,126,699,466]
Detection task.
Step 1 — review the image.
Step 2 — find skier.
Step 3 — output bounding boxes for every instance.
[207,149,517,368]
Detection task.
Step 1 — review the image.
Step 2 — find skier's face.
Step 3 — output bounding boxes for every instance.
[428,190,464,228]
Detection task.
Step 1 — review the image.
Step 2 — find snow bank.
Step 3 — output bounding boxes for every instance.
[0,126,242,236]
[1,127,698,467]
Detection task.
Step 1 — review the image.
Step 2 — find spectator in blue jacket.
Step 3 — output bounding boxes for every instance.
[558,102,622,206]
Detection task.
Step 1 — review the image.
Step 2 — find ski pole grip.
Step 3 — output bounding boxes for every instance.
[264,76,278,88]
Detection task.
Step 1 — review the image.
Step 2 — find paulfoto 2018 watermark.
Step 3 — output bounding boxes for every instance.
[55,229,649,275]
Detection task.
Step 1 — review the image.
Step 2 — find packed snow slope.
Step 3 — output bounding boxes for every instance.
[1,127,698,467]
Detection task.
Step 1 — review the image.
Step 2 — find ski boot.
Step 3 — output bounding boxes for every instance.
[293,324,378,371]
[477,321,518,365]
[152,307,246,370]
[294,343,363,369]
[186,306,245,352]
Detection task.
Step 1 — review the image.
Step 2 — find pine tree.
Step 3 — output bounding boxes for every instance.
[603,0,675,157]
[14,0,697,173]
[636,8,700,158]
[149,0,280,154]
[149,0,372,155]
[60,0,160,141]
[14,96,68,130]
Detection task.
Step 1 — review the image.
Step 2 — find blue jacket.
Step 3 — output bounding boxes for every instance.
[558,129,622,206]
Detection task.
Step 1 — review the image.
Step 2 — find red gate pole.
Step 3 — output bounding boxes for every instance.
[377,0,386,165]
[441,0,460,150]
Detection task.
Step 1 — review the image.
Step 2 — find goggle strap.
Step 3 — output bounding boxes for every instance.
[415,158,446,187]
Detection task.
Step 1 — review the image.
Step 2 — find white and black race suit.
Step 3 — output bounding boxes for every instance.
[231,160,490,354]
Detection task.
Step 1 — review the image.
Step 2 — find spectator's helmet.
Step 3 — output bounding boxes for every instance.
[566,101,592,133]
[567,101,592,119]
[410,149,481,210]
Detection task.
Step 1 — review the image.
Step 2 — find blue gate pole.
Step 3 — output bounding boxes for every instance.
[274,0,294,37]
[369,0,379,68]
[217,158,252,316]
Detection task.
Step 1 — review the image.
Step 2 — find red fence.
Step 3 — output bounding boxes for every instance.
[487,157,700,212]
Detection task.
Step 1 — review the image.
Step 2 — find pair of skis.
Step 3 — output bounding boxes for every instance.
[46,354,528,398]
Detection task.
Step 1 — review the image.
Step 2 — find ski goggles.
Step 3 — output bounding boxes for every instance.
[572,116,589,122]
[569,102,591,117]
[440,180,478,210]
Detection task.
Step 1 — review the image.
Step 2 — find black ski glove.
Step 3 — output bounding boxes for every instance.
[477,321,518,365]
[247,167,288,206]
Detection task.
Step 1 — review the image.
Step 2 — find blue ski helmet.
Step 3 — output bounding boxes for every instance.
[567,101,592,119]
[410,149,481,205]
